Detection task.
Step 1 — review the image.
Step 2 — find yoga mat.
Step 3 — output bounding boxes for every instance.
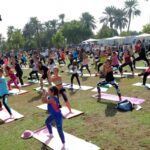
[33,126,100,150]
[91,87,108,92]
[63,83,93,91]
[92,93,145,105]
[11,83,31,87]
[9,89,28,95]
[82,74,96,77]
[28,80,39,84]
[37,104,84,119]
[34,87,48,92]
[0,107,24,123]
[135,67,148,70]
[114,74,126,78]
[132,82,150,88]
[123,72,139,76]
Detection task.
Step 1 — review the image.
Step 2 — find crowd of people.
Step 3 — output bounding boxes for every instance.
[0,39,150,149]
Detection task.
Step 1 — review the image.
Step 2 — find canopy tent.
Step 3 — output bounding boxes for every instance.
[136,33,150,38]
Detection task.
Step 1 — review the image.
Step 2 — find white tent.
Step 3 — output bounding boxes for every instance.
[136,33,150,38]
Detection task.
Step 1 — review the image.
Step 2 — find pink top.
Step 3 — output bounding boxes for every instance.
[9,72,17,81]
[82,58,89,65]
[112,55,119,66]
[146,67,150,73]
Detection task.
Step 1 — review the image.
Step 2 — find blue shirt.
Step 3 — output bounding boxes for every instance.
[0,76,9,96]
[47,96,61,115]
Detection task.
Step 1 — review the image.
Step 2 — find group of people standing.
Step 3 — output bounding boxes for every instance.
[0,39,150,149]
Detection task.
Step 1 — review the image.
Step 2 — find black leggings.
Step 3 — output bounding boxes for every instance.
[71,73,80,86]
[0,95,12,115]
[119,62,133,73]
[97,63,103,72]
[29,71,39,80]
[97,80,121,98]
[16,73,24,85]
[142,72,150,85]
[80,65,91,75]
[59,88,68,102]
[133,56,149,67]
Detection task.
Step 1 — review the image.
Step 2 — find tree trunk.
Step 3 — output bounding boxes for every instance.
[127,15,131,32]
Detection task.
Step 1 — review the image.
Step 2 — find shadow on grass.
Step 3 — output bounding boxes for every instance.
[0,120,4,125]
[41,144,49,150]
[28,93,42,103]
[69,89,80,96]
[81,77,88,82]
[100,101,117,117]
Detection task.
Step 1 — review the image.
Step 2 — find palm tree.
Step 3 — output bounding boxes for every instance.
[113,8,128,33]
[59,14,65,25]
[50,19,58,33]
[100,6,116,29]
[80,12,96,30]
[125,0,141,32]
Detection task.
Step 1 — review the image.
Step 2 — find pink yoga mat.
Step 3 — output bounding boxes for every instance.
[92,93,145,105]
[33,126,100,150]
[0,107,24,123]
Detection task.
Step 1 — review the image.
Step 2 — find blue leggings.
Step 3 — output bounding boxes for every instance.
[45,113,65,144]
[0,95,12,115]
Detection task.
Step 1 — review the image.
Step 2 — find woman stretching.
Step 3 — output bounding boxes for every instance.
[5,65,20,91]
[97,58,122,102]
[0,68,13,117]
[41,86,65,149]
[119,49,134,77]
[69,60,81,89]
[48,67,72,113]
[138,62,150,87]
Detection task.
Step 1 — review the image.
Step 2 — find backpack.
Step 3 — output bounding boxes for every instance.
[116,100,133,111]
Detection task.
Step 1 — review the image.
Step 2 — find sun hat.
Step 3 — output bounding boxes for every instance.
[21,130,33,139]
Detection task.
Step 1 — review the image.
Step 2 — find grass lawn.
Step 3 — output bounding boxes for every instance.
[0,61,150,150]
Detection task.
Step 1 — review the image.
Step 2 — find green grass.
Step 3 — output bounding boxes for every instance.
[0,62,150,150]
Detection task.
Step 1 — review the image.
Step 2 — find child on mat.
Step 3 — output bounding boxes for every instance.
[0,68,13,117]
[41,86,65,149]
[48,67,72,113]
[69,60,81,89]
[5,65,20,91]
[97,58,122,102]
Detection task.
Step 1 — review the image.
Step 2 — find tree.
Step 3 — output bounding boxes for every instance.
[113,8,128,33]
[100,6,116,29]
[52,31,65,48]
[61,20,93,44]
[23,17,43,48]
[80,12,96,30]
[142,24,150,33]
[96,25,118,39]
[59,14,65,26]
[125,0,141,32]
[50,19,58,33]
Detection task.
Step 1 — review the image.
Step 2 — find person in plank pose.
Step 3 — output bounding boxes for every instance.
[48,67,72,113]
[41,86,66,149]
[97,58,122,102]
[0,68,13,118]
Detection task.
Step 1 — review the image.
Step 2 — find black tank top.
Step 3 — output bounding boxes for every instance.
[106,71,114,82]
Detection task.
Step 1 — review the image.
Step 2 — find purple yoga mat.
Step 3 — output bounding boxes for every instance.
[93,93,145,105]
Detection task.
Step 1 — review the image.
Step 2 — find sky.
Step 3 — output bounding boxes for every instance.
[0,0,150,39]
